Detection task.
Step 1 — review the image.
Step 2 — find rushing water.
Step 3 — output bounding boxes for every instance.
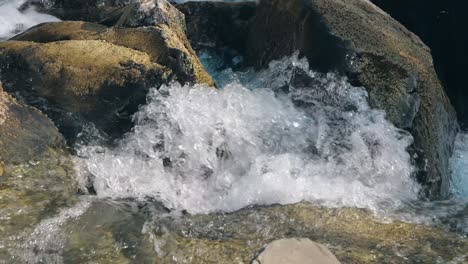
[76,54,419,215]
[451,132,468,198]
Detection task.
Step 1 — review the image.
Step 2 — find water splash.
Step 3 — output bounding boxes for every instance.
[0,0,60,40]
[77,55,419,214]
[451,132,468,198]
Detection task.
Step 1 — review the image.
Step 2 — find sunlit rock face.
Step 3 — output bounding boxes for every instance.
[0,39,171,142]
[1,18,213,142]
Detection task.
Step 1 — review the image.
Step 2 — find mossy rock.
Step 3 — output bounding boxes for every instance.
[244,0,459,198]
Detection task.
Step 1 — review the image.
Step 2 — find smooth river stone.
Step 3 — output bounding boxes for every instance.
[253,238,341,264]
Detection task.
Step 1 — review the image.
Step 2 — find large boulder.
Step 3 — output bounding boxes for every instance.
[0,39,170,141]
[243,0,459,198]
[371,0,468,129]
[12,21,214,86]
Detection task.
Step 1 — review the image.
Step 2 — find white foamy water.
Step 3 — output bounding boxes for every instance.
[76,55,419,214]
[451,132,468,198]
[0,0,60,40]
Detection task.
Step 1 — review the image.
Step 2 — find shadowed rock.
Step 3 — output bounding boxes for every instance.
[0,83,78,260]
[0,83,65,164]
[176,1,256,52]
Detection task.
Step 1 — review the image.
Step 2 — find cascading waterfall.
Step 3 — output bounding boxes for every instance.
[76,54,420,215]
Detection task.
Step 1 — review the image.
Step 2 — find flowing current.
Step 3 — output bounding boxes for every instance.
[76,54,420,215]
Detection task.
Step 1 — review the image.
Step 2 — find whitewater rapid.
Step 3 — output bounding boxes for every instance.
[76,55,420,214]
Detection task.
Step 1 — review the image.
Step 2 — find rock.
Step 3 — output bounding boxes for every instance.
[370,0,468,129]
[3,21,214,141]
[27,0,186,29]
[0,83,65,164]
[51,201,468,263]
[0,39,170,141]
[175,1,256,51]
[13,21,214,86]
[252,238,341,264]
[244,0,459,198]
[0,83,78,260]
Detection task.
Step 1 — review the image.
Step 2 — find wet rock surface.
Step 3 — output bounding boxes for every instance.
[240,0,459,198]
[34,200,468,264]
[0,85,77,261]
[0,83,65,164]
